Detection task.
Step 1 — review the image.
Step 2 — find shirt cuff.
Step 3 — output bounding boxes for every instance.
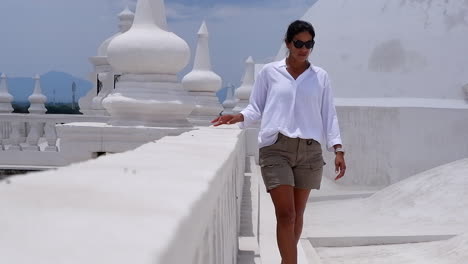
[238,110,251,129]
[327,138,343,152]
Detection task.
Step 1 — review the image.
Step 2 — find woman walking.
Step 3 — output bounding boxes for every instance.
[212,20,346,264]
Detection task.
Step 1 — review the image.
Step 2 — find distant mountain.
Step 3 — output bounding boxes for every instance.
[1,70,235,105]
[1,71,92,103]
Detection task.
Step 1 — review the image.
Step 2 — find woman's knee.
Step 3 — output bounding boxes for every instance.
[276,208,296,225]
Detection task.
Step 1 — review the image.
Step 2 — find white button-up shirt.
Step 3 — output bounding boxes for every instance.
[239,59,342,151]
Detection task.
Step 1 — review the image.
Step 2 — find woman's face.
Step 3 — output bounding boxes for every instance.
[286,31,314,62]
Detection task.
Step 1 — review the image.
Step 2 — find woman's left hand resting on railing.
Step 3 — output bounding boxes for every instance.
[211,114,244,127]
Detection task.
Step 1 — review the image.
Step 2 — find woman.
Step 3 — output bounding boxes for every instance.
[211,20,346,264]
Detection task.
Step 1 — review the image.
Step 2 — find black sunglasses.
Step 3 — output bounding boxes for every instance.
[292,39,315,49]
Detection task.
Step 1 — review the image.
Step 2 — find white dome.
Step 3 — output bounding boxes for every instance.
[98,34,120,57]
[107,0,190,74]
[277,0,468,99]
[182,71,222,92]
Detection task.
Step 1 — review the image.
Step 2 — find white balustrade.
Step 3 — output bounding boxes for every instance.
[0,113,109,167]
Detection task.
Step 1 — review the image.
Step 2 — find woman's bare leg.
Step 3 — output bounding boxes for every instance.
[270,185,297,264]
[293,188,312,244]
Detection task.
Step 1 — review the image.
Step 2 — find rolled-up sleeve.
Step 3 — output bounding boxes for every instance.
[238,69,268,129]
[321,73,342,151]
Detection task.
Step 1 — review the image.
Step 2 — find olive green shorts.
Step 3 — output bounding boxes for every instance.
[259,133,325,192]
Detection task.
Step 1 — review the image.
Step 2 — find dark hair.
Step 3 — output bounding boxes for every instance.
[284,20,315,43]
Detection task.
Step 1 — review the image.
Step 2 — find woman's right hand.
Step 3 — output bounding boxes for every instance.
[211,114,244,127]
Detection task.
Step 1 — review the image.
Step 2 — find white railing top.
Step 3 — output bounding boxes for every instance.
[0,126,244,264]
[0,113,109,123]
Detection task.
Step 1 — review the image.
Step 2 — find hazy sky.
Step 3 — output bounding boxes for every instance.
[0,0,317,87]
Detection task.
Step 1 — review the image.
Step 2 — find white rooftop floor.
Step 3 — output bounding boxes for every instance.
[243,157,468,263]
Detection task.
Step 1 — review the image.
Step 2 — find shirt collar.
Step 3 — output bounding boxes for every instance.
[277,58,317,73]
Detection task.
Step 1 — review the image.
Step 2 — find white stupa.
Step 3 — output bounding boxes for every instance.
[0,73,13,113]
[103,0,194,127]
[57,0,196,161]
[222,84,237,115]
[182,21,223,126]
[233,56,254,114]
[79,7,135,116]
[28,74,47,114]
[277,0,468,100]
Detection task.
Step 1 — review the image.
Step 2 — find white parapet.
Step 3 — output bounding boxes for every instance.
[0,127,246,264]
[0,73,13,113]
[233,56,254,114]
[321,98,468,187]
[182,21,223,126]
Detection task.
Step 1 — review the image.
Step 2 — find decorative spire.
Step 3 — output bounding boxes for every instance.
[182,21,221,93]
[28,74,47,114]
[0,73,14,113]
[235,56,255,100]
[119,6,134,20]
[193,21,210,71]
[98,7,135,57]
[107,0,190,74]
[132,0,167,30]
[118,6,135,32]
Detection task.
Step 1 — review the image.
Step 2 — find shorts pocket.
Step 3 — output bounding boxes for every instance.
[259,155,286,168]
[307,152,325,169]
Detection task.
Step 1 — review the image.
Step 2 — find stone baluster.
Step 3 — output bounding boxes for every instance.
[44,122,58,151]
[23,121,45,151]
[7,121,25,151]
[0,121,11,141]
